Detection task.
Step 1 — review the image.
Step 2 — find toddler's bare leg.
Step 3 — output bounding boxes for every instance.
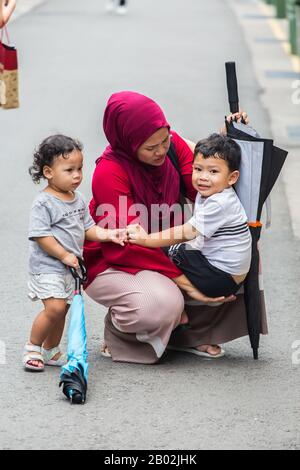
[28,298,68,367]
[43,305,69,349]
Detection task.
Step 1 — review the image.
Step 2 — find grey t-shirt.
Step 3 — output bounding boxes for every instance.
[28,190,95,274]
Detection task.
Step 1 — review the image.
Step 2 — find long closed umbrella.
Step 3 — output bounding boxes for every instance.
[225,62,288,359]
[59,258,88,404]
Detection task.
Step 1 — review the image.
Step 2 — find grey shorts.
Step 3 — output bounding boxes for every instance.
[28,272,74,305]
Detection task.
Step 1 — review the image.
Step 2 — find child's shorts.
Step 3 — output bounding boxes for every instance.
[28,272,74,305]
[169,244,242,298]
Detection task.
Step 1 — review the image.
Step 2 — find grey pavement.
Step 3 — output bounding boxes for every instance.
[0,0,300,450]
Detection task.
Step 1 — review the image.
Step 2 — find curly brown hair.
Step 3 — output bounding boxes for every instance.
[29,134,83,184]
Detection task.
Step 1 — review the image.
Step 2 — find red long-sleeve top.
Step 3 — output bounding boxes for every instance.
[83,131,196,288]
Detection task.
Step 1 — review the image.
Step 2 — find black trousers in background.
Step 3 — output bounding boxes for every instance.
[120,0,127,5]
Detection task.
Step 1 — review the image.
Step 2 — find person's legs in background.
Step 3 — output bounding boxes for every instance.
[106,0,128,15]
[116,0,128,15]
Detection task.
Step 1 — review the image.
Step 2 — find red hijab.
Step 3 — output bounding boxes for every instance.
[99,91,180,218]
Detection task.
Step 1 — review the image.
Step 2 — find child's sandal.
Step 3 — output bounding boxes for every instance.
[42,346,67,367]
[23,343,45,372]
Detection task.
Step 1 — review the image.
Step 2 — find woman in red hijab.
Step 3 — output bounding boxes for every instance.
[84,91,266,363]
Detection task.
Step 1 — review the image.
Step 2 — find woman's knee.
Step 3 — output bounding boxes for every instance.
[127,283,184,330]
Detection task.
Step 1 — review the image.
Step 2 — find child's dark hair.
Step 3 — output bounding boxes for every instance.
[194,133,241,172]
[29,134,83,184]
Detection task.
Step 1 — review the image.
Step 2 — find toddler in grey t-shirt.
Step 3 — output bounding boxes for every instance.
[23,135,126,372]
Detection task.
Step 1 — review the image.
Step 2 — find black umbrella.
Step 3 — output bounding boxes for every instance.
[225,62,288,359]
[59,258,88,404]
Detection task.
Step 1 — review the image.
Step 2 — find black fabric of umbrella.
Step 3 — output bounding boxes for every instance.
[59,364,87,405]
[59,259,88,404]
[225,62,288,359]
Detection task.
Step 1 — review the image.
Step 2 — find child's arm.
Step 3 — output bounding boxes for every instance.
[127,223,199,248]
[85,225,127,246]
[173,274,229,304]
[33,236,79,268]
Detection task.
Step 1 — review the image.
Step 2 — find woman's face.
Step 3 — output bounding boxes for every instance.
[136,127,171,166]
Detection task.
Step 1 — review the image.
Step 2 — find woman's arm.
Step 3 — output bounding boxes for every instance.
[0,0,16,28]
[173,274,229,304]
[183,138,195,153]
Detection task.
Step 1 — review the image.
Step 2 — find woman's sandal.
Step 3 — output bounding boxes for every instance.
[100,342,112,358]
[167,344,225,359]
[42,346,67,367]
[23,343,45,372]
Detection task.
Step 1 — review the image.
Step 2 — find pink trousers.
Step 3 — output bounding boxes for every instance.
[86,268,184,363]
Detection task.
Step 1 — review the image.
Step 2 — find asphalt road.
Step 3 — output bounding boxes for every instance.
[0,0,299,450]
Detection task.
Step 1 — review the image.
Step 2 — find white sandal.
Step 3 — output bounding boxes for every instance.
[23,343,45,372]
[42,346,67,366]
[167,345,225,359]
[100,342,112,358]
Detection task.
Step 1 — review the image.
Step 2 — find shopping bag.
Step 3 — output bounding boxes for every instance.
[0,27,19,109]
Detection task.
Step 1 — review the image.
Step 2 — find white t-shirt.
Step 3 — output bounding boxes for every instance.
[186,187,252,275]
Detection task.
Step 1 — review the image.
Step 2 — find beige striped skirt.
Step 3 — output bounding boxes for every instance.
[86,268,268,364]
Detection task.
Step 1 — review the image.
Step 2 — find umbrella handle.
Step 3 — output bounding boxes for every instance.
[225,62,247,125]
[69,258,88,293]
[225,62,239,114]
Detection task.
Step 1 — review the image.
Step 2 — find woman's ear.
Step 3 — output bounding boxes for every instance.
[228,170,240,186]
[43,166,52,181]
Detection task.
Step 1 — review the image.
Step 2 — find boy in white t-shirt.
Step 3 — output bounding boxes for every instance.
[127,133,252,317]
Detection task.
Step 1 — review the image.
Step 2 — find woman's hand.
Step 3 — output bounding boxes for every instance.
[0,0,16,28]
[189,291,237,305]
[220,111,249,135]
[126,224,149,246]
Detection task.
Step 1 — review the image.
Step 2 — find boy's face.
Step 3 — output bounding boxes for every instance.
[43,150,83,193]
[192,153,239,198]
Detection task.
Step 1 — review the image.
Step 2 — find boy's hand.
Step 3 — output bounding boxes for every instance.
[126,224,149,246]
[108,228,128,246]
[60,252,79,268]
